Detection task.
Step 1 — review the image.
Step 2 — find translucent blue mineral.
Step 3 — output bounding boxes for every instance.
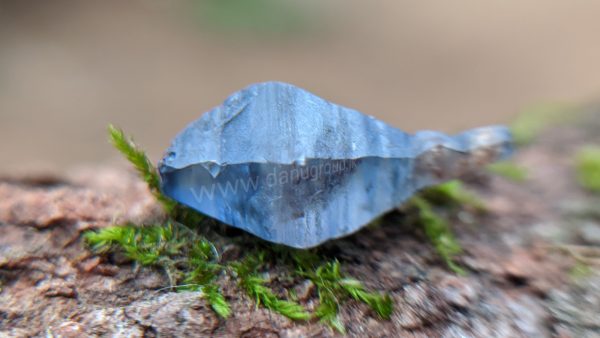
[159,81,512,248]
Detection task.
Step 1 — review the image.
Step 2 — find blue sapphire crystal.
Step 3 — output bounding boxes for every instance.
[159,82,512,248]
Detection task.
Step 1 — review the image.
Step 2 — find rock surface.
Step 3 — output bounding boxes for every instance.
[2,111,600,337]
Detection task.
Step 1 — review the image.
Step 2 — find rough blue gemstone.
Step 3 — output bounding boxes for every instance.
[159,82,512,248]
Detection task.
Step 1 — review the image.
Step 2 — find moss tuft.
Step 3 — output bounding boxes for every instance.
[576,146,600,193]
[409,197,466,275]
[84,223,229,316]
[487,161,528,182]
[203,284,232,318]
[108,125,204,225]
[231,252,311,321]
[108,125,176,212]
[511,103,574,145]
[294,259,392,333]
[568,261,594,280]
[419,180,485,211]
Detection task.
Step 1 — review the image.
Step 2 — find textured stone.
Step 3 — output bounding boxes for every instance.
[159,81,512,248]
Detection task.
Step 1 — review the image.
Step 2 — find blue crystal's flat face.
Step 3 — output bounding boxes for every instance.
[159,82,512,248]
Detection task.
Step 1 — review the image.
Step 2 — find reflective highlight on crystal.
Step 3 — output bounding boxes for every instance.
[159,82,512,248]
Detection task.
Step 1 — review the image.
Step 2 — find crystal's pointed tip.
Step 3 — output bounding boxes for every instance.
[462,125,514,160]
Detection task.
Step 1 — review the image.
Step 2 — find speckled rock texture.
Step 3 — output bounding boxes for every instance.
[2,111,600,337]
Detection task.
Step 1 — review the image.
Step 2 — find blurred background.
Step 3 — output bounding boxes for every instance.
[1,0,600,174]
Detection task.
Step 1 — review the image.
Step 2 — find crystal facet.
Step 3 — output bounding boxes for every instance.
[159,82,512,248]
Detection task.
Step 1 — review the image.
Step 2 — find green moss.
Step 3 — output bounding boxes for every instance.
[84,223,229,316]
[409,197,466,275]
[108,125,175,213]
[568,261,594,280]
[202,284,232,318]
[108,125,204,225]
[576,146,600,193]
[419,180,485,211]
[295,259,392,333]
[340,278,393,320]
[403,180,483,274]
[487,161,528,182]
[511,103,574,145]
[231,253,311,321]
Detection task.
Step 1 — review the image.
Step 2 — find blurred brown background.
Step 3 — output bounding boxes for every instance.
[1,0,599,174]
